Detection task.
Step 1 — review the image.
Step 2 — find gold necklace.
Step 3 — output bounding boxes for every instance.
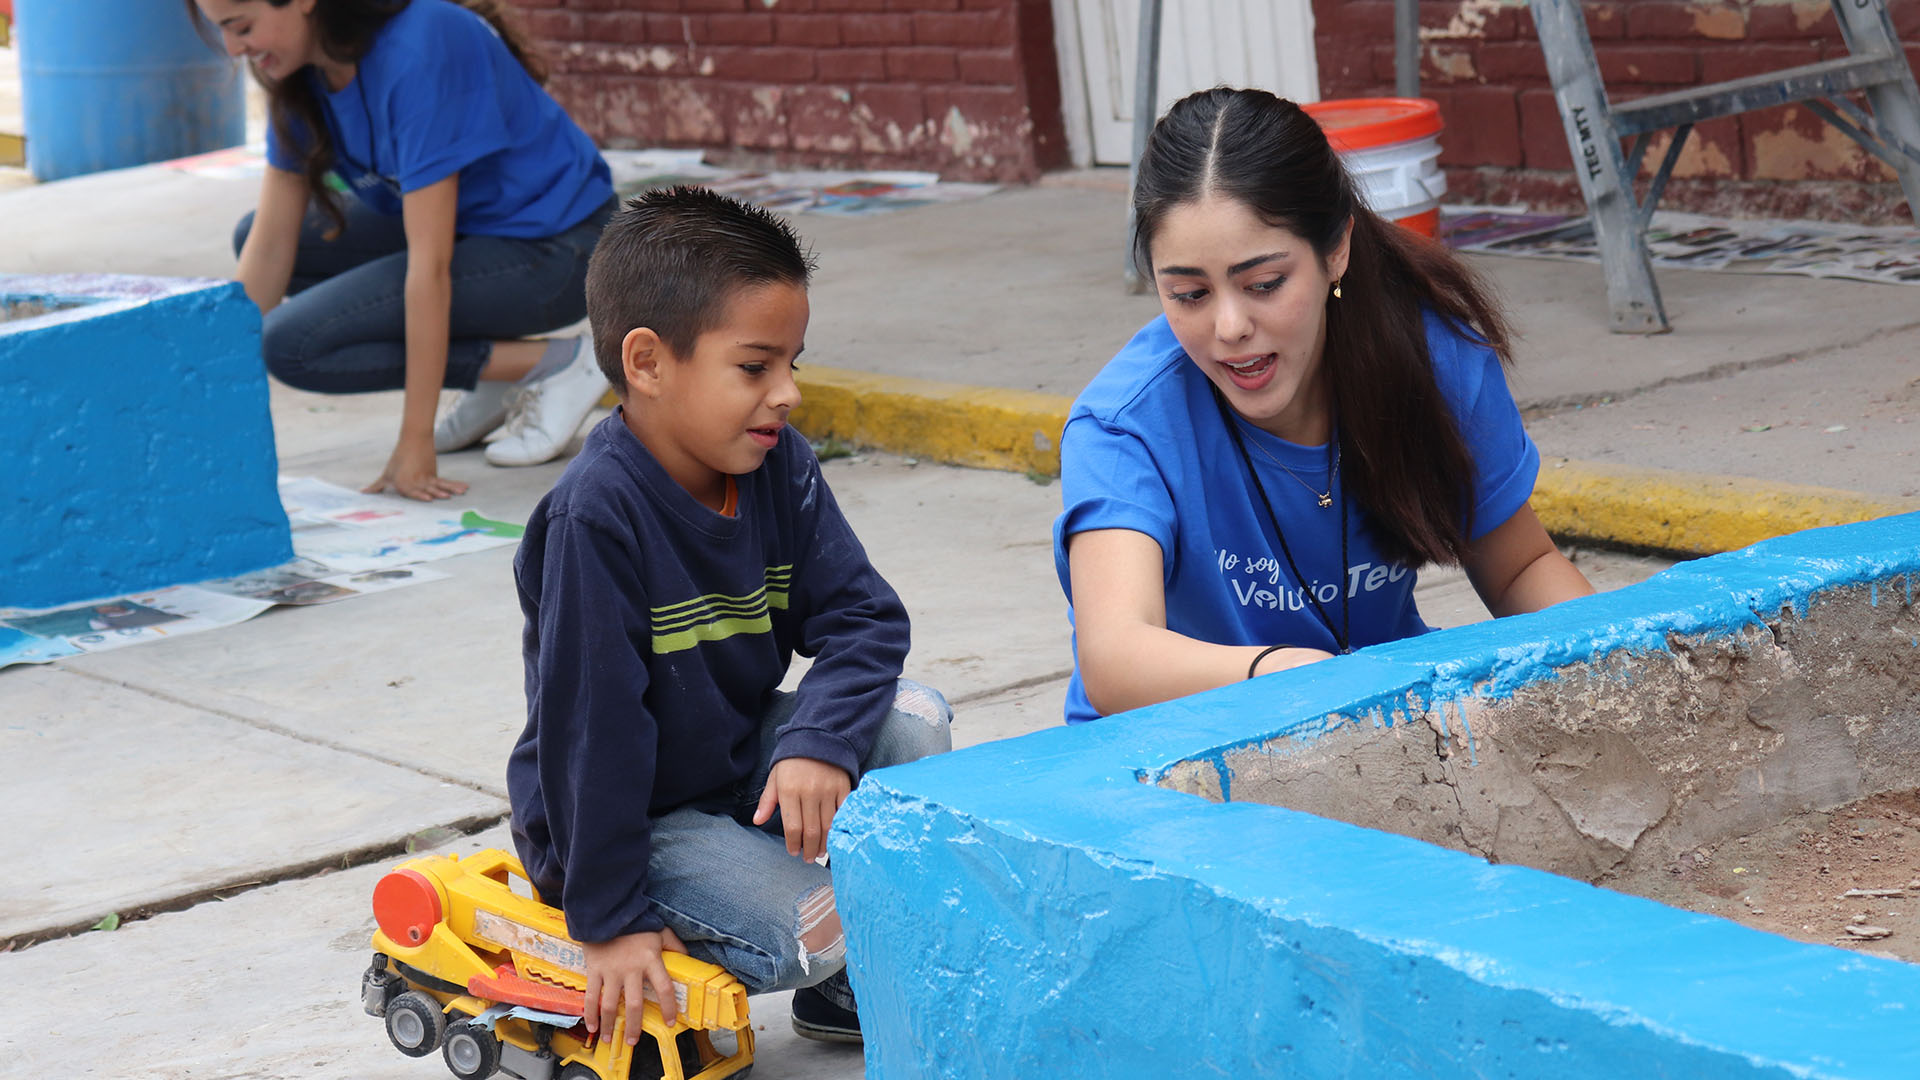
[1239,421,1339,508]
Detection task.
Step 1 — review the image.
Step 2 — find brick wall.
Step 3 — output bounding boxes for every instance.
[1315,0,1920,222]
[508,0,1068,183]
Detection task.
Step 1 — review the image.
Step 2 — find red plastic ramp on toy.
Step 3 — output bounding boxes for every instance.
[470,964,586,1017]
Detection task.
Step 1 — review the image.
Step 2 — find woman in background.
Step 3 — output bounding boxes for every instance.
[190,0,616,498]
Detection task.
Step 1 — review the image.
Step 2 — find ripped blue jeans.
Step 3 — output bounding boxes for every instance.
[644,679,952,1010]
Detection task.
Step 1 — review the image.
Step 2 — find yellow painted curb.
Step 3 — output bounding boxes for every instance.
[613,367,1916,555]
[1533,458,1919,556]
[791,366,1072,476]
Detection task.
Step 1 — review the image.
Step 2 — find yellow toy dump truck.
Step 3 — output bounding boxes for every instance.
[361,848,754,1080]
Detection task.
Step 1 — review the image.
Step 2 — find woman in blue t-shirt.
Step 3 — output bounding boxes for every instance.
[189,0,618,499]
[1054,88,1595,724]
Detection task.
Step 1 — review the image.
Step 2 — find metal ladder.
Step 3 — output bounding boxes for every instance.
[1531,0,1920,332]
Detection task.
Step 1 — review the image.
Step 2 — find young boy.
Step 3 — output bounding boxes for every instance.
[506,187,952,1047]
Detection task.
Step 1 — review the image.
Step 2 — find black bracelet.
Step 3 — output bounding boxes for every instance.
[1247,644,1292,680]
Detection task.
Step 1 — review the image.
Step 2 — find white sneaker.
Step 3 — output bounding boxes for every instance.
[484,335,610,467]
[433,381,513,453]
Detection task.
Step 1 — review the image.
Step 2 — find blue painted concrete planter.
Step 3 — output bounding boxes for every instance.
[1,274,290,608]
[832,512,1920,1078]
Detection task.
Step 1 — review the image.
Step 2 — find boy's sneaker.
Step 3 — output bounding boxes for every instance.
[484,335,609,467]
[432,382,513,453]
[790,985,861,1044]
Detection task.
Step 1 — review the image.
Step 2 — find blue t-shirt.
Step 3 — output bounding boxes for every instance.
[1052,311,1541,725]
[265,0,612,238]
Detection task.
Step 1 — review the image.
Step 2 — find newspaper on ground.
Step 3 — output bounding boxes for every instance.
[165,144,998,217]
[0,478,511,670]
[1442,206,1920,285]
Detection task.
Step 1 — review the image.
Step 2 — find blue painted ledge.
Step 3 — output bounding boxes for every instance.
[1,273,290,608]
[832,511,1920,1079]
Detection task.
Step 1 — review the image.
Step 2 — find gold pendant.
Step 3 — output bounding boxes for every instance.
[1316,492,1332,508]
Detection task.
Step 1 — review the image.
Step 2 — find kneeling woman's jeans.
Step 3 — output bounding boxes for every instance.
[231,196,615,393]
[644,680,954,1010]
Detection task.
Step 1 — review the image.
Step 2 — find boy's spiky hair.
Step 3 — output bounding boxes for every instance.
[584,186,816,392]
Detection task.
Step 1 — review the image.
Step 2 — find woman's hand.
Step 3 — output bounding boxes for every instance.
[364,433,467,501]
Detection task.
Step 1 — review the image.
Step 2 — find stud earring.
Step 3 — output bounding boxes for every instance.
[1332,280,1343,300]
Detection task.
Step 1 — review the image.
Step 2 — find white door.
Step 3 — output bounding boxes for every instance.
[1070,0,1321,165]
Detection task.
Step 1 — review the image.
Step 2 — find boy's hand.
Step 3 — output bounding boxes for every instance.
[582,927,688,1043]
[753,757,852,862]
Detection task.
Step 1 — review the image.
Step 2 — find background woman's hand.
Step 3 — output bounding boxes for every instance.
[364,433,467,501]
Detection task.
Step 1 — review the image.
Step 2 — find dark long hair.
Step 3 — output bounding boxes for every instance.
[1132,87,1515,569]
[186,0,549,237]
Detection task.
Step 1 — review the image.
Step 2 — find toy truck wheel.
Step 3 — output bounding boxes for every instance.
[441,1020,502,1080]
[385,991,448,1058]
[556,1065,601,1080]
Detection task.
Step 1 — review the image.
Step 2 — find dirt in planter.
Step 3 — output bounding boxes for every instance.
[0,298,84,323]
[1610,789,1920,964]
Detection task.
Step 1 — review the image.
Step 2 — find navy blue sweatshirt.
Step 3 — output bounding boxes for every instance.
[507,412,910,943]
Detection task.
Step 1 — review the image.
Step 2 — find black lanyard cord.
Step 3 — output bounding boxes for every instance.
[1211,385,1352,654]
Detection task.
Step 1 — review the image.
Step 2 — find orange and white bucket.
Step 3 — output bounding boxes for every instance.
[1301,98,1446,238]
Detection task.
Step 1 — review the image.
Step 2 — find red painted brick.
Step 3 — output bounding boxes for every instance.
[820,46,889,81]
[707,13,774,44]
[885,46,959,81]
[647,13,710,42]
[582,11,650,45]
[709,46,818,81]
[520,10,584,40]
[656,79,731,145]
[843,12,915,44]
[559,43,695,77]
[1517,86,1572,170]
[1369,43,1398,83]
[677,0,749,11]
[814,0,890,10]
[913,10,1011,46]
[1512,1,1618,39]
[1624,1,1748,41]
[784,86,863,154]
[892,0,961,10]
[852,84,930,154]
[1741,103,1890,181]
[1476,41,1549,82]
[1746,0,1838,39]
[1574,2,1625,40]
[711,83,790,149]
[1318,34,1387,89]
[1318,1,1394,38]
[956,46,1021,85]
[1897,0,1920,38]
[1595,44,1695,84]
[776,14,844,45]
[1697,42,1821,83]
[1425,86,1522,167]
[1417,0,1518,41]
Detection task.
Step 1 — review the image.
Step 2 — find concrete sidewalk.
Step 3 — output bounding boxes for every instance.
[0,145,1910,1079]
[4,159,1914,547]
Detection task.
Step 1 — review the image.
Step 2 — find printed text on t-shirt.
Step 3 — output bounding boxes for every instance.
[1216,548,1408,610]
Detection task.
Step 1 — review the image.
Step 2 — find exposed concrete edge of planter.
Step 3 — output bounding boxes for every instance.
[769,365,1918,555]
